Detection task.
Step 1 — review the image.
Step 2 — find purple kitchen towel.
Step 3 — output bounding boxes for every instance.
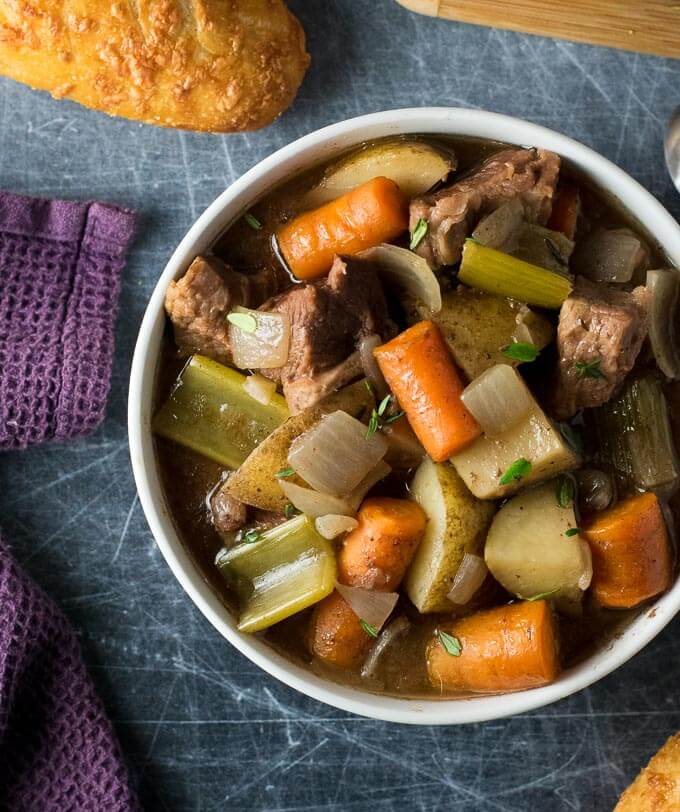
[0,190,140,809]
[0,192,137,449]
[0,538,141,811]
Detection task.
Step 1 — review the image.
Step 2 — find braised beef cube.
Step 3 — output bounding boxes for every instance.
[211,483,248,534]
[259,255,396,412]
[410,147,560,268]
[280,354,364,415]
[553,277,651,419]
[164,255,283,364]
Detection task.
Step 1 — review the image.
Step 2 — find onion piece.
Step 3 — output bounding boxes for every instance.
[228,306,290,369]
[243,373,277,405]
[472,198,524,253]
[513,224,574,275]
[647,269,680,379]
[512,322,534,346]
[361,616,410,680]
[335,582,398,630]
[315,515,358,539]
[512,304,541,345]
[572,228,649,284]
[447,553,488,605]
[279,481,355,518]
[288,410,388,497]
[280,461,391,518]
[461,365,532,438]
[359,244,442,314]
[578,552,594,591]
[359,334,389,398]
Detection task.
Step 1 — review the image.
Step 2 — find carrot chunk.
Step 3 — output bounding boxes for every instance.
[427,600,560,694]
[307,591,372,669]
[374,321,481,461]
[581,491,672,609]
[337,497,427,590]
[277,176,408,280]
[309,497,426,668]
[547,184,581,241]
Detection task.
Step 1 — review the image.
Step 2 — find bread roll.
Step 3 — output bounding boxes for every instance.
[615,733,680,810]
[0,0,309,132]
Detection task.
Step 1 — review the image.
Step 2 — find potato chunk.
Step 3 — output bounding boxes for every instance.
[408,286,553,381]
[226,381,372,512]
[451,401,579,500]
[484,482,592,613]
[405,459,495,613]
[304,139,455,207]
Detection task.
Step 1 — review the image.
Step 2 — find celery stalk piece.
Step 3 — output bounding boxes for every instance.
[153,355,288,468]
[590,374,680,496]
[216,515,336,633]
[459,239,573,309]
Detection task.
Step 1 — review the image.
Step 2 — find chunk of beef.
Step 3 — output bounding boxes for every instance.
[282,352,364,414]
[164,256,283,364]
[210,475,285,537]
[259,255,396,412]
[410,148,560,268]
[553,277,651,419]
[210,483,248,535]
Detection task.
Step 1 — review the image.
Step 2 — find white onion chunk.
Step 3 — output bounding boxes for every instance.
[359,334,389,398]
[335,582,398,630]
[289,411,388,497]
[279,461,391,518]
[447,553,488,605]
[229,306,290,370]
[461,365,532,438]
[359,244,442,314]
[279,481,355,518]
[315,515,359,539]
[243,373,277,405]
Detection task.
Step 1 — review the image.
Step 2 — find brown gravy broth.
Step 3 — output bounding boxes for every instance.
[153,135,677,698]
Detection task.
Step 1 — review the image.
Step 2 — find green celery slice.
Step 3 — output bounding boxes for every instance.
[153,355,288,468]
[590,374,679,496]
[459,239,573,309]
[216,515,336,632]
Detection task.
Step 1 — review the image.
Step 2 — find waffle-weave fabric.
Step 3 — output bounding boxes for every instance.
[0,193,136,449]
[0,537,141,811]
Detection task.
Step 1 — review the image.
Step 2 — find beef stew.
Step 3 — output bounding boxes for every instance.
[152,135,680,698]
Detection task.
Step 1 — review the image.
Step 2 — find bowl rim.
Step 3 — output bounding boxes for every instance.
[128,106,680,725]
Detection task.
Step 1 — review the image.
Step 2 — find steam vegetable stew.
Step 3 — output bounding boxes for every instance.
[154,135,680,698]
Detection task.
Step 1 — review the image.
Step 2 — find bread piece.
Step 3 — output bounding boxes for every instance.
[0,0,309,132]
[615,733,680,810]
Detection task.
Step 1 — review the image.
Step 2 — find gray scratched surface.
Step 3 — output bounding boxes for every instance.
[1,2,679,810]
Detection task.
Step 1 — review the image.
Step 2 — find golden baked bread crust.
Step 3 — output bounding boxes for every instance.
[0,0,310,132]
[615,733,680,811]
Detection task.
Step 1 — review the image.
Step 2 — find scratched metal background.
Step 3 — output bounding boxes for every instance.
[1,2,679,810]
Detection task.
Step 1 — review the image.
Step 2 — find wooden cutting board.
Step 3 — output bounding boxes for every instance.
[396,0,680,58]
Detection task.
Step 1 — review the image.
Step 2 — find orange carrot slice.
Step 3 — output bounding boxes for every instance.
[374,321,481,461]
[427,600,560,693]
[581,491,672,609]
[309,497,426,668]
[277,176,408,280]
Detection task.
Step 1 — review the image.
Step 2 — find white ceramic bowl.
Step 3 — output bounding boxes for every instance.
[129,107,680,724]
